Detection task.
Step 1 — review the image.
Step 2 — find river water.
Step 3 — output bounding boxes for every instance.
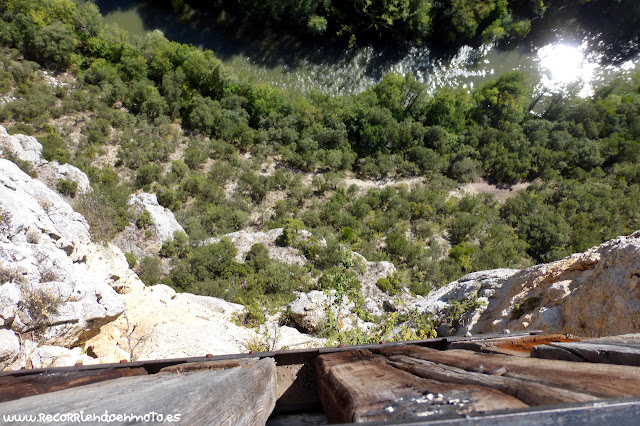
[94,0,640,97]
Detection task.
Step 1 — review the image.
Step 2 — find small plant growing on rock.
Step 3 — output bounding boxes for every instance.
[439,292,486,332]
[0,265,26,285]
[376,275,402,295]
[56,179,78,197]
[26,229,40,244]
[511,296,542,320]
[125,252,137,269]
[0,207,10,231]
[135,210,151,229]
[235,300,267,327]
[19,282,64,330]
[244,324,282,352]
[37,198,53,213]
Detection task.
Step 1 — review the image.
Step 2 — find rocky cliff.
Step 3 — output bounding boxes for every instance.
[413,232,640,337]
[3,126,640,370]
[0,135,321,371]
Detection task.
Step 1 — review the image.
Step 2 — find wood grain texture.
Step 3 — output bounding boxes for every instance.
[0,368,147,403]
[158,358,257,373]
[316,349,526,424]
[546,341,640,366]
[376,346,640,398]
[386,354,596,406]
[0,358,276,426]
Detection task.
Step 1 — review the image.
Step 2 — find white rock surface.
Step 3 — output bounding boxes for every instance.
[288,289,371,333]
[7,339,95,370]
[87,284,324,362]
[0,159,124,347]
[411,232,640,338]
[37,162,91,195]
[128,192,184,242]
[0,126,42,165]
[0,329,20,370]
[0,126,91,196]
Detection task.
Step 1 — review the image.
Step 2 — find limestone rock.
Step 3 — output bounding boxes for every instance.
[0,126,42,165]
[37,162,91,195]
[128,192,184,242]
[411,231,640,338]
[0,329,19,370]
[0,283,22,327]
[7,340,95,370]
[0,159,124,347]
[412,269,519,316]
[86,284,323,363]
[288,290,366,333]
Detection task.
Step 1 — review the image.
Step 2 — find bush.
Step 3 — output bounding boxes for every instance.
[376,275,402,295]
[512,296,541,320]
[135,210,151,229]
[38,133,71,163]
[138,256,163,286]
[277,218,305,247]
[125,252,137,269]
[73,185,130,241]
[57,179,78,197]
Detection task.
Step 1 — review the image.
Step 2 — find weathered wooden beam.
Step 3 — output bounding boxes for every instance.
[316,349,527,424]
[158,358,257,373]
[0,358,277,426]
[449,334,579,357]
[386,354,596,406]
[531,344,587,362]
[375,346,640,399]
[0,367,147,403]
[377,397,640,426]
[541,341,640,366]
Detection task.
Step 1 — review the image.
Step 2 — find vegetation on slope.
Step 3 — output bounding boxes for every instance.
[0,0,639,318]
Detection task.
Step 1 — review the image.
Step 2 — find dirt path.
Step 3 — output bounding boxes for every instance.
[450,180,530,202]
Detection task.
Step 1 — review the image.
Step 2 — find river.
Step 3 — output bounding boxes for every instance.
[93,0,640,97]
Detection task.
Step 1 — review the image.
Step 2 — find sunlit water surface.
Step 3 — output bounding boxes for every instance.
[95,1,640,97]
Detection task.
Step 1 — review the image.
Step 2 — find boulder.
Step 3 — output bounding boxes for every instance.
[7,339,95,370]
[37,162,91,195]
[288,290,370,333]
[410,231,640,338]
[0,159,124,347]
[128,192,184,242]
[0,329,19,370]
[86,284,323,363]
[0,126,42,165]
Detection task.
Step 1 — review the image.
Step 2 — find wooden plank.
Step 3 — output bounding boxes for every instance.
[449,334,580,356]
[531,344,587,362]
[0,358,277,426]
[0,368,147,403]
[545,341,640,366]
[375,346,640,399]
[159,358,257,373]
[582,333,640,348]
[316,349,527,424]
[447,341,532,357]
[380,398,640,426]
[386,354,596,406]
